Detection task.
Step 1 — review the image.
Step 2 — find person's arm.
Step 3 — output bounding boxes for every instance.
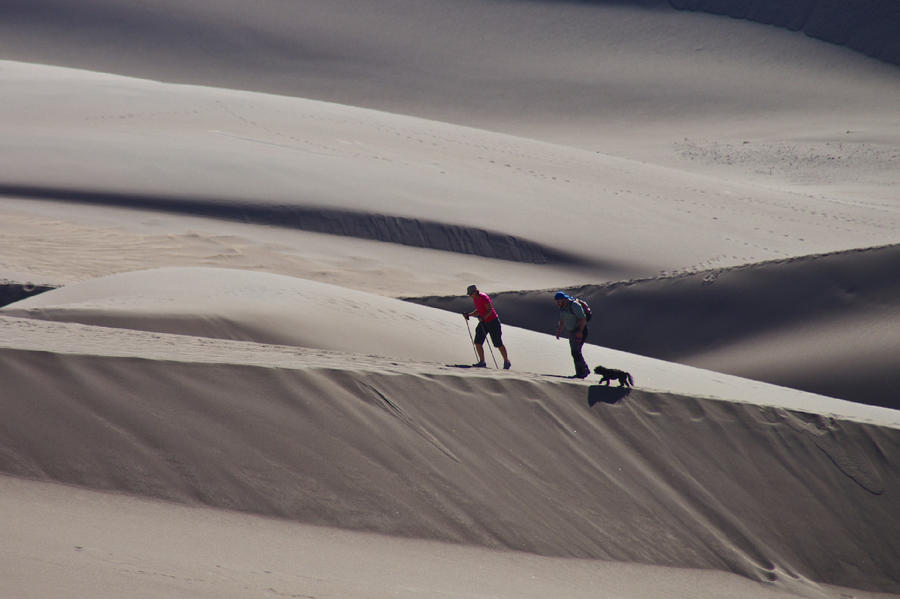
[570,302,586,339]
[467,295,487,321]
[574,317,586,339]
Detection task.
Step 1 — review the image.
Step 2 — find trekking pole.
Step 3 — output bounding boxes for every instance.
[464,315,480,362]
[486,342,499,369]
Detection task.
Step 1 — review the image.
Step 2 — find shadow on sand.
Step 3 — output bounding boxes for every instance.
[588,385,631,406]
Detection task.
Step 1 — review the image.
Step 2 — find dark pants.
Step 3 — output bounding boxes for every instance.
[569,327,589,377]
[475,318,504,347]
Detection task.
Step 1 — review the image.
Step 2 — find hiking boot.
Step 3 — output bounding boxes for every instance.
[503,361,511,370]
[472,361,487,368]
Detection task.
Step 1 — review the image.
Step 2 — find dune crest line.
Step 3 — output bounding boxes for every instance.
[1,347,898,593]
[0,184,595,266]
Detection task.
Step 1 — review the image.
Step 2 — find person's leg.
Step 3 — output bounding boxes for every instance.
[575,328,590,376]
[488,320,510,368]
[569,332,589,377]
[568,335,580,374]
[473,323,488,366]
[577,327,590,375]
[498,344,511,369]
[574,347,588,377]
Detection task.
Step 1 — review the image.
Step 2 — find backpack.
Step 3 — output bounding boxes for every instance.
[572,297,592,321]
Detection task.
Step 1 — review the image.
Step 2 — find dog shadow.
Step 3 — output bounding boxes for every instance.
[587,385,631,406]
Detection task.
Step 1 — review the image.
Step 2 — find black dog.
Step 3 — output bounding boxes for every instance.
[594,365,633,387]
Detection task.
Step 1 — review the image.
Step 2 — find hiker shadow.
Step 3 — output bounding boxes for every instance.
[587,385,631,407]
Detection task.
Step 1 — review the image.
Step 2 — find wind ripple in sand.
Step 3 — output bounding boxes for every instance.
[773,408,885,495]
[355,380,462,463]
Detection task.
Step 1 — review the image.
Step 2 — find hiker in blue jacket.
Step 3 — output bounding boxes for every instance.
[555,291,590,378]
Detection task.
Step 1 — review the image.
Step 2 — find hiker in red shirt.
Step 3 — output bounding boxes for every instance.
[464,284,511,369]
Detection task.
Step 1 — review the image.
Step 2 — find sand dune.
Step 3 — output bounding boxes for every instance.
[1,0,899,597]
[3,268,899,594]
[668,0,900,66]
[3,0,899,147]
[2,266,897,426]
[0,184,590,266]
[8,476,870,599]
[2,312,898,595]
[411,244,900,409]
[2,59,897,287]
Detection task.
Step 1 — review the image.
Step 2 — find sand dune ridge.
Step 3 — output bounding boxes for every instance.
[411,244,900,409]
[0,184,597,266]
[1,342,898,593]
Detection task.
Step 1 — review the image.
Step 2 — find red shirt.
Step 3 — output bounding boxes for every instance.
[471,292,498,323]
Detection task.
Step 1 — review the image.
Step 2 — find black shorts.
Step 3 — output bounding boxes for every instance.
[475,318,503,347]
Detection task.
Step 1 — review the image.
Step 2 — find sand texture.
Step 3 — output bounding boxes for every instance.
[1,1,898,597]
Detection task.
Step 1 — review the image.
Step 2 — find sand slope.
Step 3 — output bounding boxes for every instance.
[4,266,898,424]
[411,245,900,409]
[3,268,899,593]
[668,0,900,66]
[4,60,896,284]
[3,0,899,148]
[2,314,898,594]
[9,475,872,599]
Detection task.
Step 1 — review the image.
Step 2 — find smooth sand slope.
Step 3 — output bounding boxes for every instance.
[5,477,867,599]
[1,1,899,597]
[3,59,895,283]
[3,1,900,153]
[1,57,898,291]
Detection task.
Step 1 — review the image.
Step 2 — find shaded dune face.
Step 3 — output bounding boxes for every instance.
[411,244,900,409]
[0,282,56,308]
[4,266,895,420]
[0,184,597,266]
[1,347,898,593]
[667,0,900,66]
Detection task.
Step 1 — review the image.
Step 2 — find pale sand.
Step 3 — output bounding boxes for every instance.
[8,475,886,599]
[1,1,899,597]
